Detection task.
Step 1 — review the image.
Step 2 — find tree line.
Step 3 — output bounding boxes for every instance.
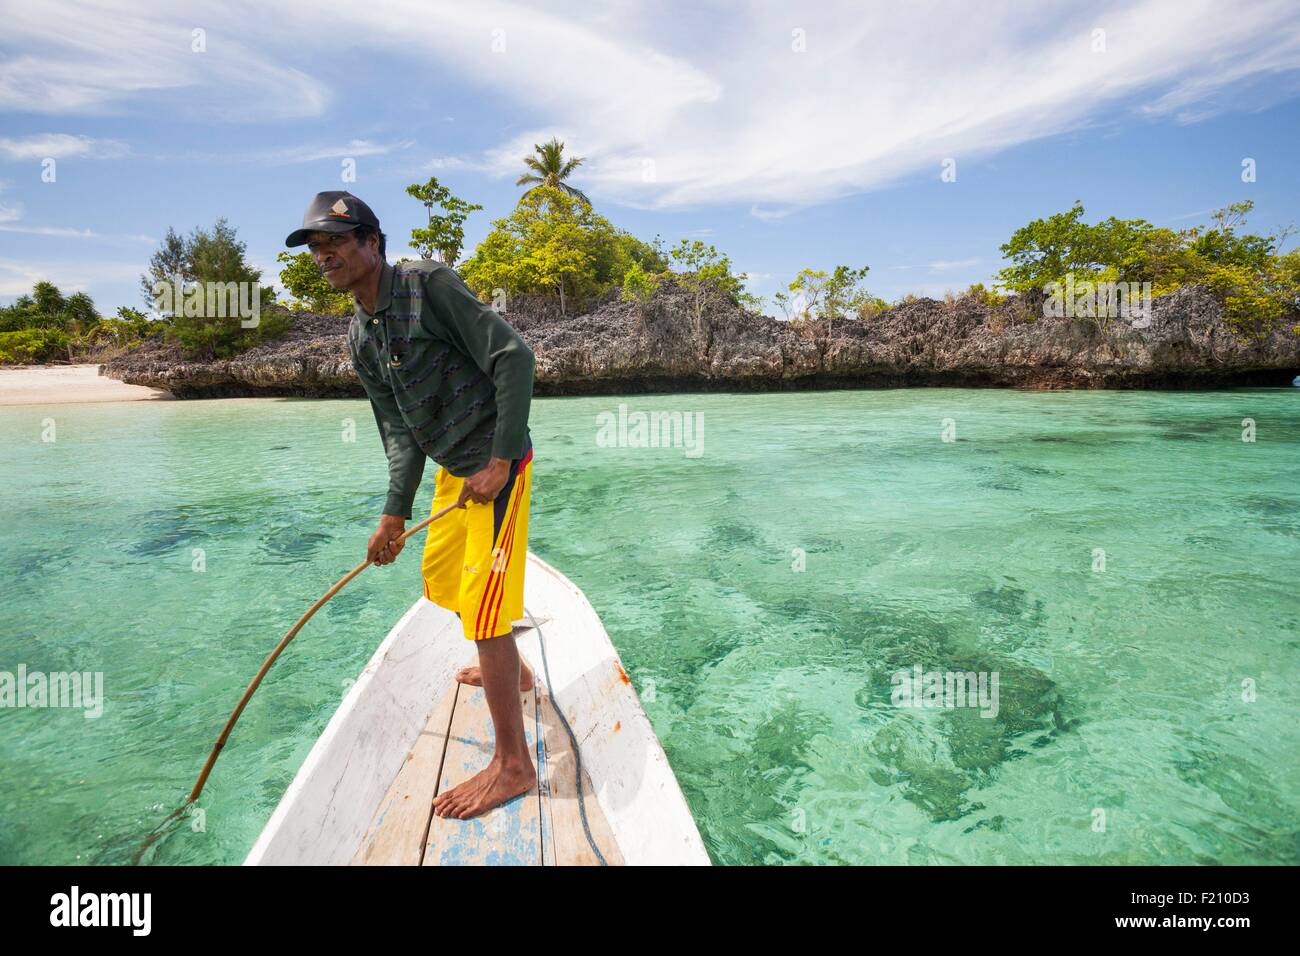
[3,135,1296,365]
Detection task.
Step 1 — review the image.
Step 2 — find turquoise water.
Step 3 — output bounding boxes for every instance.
[0,389,1297,865]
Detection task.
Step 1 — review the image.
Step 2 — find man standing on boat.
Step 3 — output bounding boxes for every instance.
[285,191,538,820]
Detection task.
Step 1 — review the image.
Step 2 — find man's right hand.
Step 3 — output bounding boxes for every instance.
[367,514,407,566]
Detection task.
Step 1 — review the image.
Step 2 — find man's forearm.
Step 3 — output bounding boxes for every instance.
[489,347,535,460]
[364,391,426,520]
[380,431,426,519]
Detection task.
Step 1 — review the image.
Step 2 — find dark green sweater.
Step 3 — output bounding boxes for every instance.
[348,259,535,519]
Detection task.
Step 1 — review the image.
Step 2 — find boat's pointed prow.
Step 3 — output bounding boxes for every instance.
[244,552,709,866]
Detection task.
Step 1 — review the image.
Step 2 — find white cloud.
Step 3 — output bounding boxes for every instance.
[0,133,128,161]
[926,258,983,272]
[0,1,327,121]
[215,137,413,165]
[0,258,145,297]
[749,205,804,222]
[436,0,1298,209]
[2,0,1298,210]
[423,156,478,172]
[1163,206,1222,223]
[0,224,154,241]
[0,192,151,240]
[555,0,1300,209]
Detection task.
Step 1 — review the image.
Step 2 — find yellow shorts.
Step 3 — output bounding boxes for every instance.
[421,446,533,640]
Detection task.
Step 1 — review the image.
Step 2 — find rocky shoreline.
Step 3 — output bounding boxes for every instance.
[102,281,1300,397]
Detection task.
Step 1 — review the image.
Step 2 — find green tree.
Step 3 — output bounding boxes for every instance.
[63,292,99,328]
[139,227,190,305]
[779,265,872,336]
[77,306,155,356]
[960,283,1004,308]
[405,176,483,265]
[0,280,102,363]
[775,272,822,322]
[32,281,67,320]
[462,186,643,313]
[516,137,591,205]
[140,219,286,359]
[996,199,1299,335]
[1187,200,1286,273]
[276,251,353,315]
[620,261,658,325]
[0,328,67,365]
[996,201,1164,293]
[666,239,756,335]
[523,215,592,316]
[824,266,872,320]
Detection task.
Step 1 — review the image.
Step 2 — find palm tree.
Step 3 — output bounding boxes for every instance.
[516,137,591,206]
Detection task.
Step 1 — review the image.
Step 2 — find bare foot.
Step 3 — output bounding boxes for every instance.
[432,758,536,819]
[456,662,534,691]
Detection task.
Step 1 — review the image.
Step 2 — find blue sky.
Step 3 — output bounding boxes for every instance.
[2,0,1299,315]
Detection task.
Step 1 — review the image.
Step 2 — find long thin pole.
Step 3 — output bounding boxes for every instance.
[186,501,462,804]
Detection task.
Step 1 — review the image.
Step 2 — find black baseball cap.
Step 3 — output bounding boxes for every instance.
[285,191,381,247]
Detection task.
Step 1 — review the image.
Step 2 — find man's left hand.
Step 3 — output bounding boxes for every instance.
[457,457,512,506]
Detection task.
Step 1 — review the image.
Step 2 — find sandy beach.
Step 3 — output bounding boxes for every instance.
[0,364,172,405]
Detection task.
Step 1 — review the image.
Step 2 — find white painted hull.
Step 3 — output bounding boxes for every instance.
[244,552,710,865]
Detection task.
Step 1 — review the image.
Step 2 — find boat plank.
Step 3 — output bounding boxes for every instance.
[351,682,458,865]
[535,689,557,866]
[246,557,709,867]
[423,685,542,866]
[537,689,624,866]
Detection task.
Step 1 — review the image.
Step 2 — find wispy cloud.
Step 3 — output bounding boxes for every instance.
[445,1,1288,209]
[0,188,151,241]
[1161,206,1221,223]
[889,257,984,272]
[0,224,154,241]
[0,133,128,161]
[0,258,146,298]
[233,138,414,165]
[0,0,327,120]
[749,205,804,222]
[926,257,983,272]
[419,0,1300,209]
[422,156,480,172]
[160,138,416,165]
[2,0,1298,212]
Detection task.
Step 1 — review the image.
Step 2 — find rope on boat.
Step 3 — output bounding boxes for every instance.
[526,607,608,866]
[138,501,605,867]
[186,500,460,805]
[135,505,460,864]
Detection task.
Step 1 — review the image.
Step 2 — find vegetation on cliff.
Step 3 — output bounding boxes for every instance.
[0,282,151,364]
[460,185,667,315]
[9,132,1300,372]
[997,200,1299,336]
[139,218,286,359]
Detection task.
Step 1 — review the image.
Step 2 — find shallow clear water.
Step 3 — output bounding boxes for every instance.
[1,389,1297,865]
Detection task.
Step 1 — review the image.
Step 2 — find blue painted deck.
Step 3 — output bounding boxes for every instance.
[354,678,622,866]
[423,685,544,866]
